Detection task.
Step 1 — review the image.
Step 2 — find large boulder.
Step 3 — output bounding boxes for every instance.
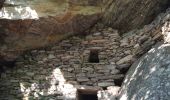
[103,0,170,33]
[0,0,102,61]
[119,42,170,100]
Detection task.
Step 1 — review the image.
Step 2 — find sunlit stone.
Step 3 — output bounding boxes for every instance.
[0,0,101,19]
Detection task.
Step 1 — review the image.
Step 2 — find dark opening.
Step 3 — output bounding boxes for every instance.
[88,49,99,63]
[114,78,124,86]
[0,59,16,77]
[77,89,98,100]
[102,87,107,90]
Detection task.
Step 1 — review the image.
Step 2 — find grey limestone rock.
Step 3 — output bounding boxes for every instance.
[119,42,170,100]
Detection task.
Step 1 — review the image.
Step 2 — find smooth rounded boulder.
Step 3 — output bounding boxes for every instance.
[119,42,170,100]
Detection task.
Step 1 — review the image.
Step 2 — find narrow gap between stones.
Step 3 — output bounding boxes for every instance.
[102,87,107,90]
[114,79,124,86]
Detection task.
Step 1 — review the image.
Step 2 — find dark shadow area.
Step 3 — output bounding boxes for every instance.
[0,60,23,100]
[78,94,98,100]
[77,89,98,100]
[102,87,107,90]
[0,0,5,9]
[114,78,124,86]
[88,49,99,63]
[0,59,16,76]
[116,64,131,86]
[119,67,130,75]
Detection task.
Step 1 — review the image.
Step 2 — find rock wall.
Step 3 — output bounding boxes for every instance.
[0,0,102,61]
[69,0,104,6]
[118,8,170,100]
[0,0,170,61]
[0,21,161,99]
[119,42,170,100]
[0,1,170,100]
[103,0,170,33]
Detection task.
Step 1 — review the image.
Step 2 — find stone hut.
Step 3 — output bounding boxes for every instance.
[0,28,130,100]
[59,30,124,87]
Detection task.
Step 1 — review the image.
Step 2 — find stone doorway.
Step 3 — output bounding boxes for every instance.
[77,89,98,100]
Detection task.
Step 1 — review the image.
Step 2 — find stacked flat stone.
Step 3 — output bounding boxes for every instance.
[0,27,156,100]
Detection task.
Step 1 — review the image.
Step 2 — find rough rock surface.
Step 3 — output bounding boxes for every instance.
[103,0,170,32]
[0,0,170,61]
[121,8,170,58]
[0,23,163,99]
[98,86,120,100]
[119,42,170,100]
[0,28,124,100]
[0,0,102,61]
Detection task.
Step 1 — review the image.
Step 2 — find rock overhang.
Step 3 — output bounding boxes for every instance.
[0,0,102,61]
[0,0,102,20]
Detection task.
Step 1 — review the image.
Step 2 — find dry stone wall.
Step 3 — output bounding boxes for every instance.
[0,25,158,100]
[3,7,170,98]
[0,5,169,100]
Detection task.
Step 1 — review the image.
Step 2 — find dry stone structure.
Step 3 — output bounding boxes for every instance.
[0,24,158,99]
[0,5,169,100]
